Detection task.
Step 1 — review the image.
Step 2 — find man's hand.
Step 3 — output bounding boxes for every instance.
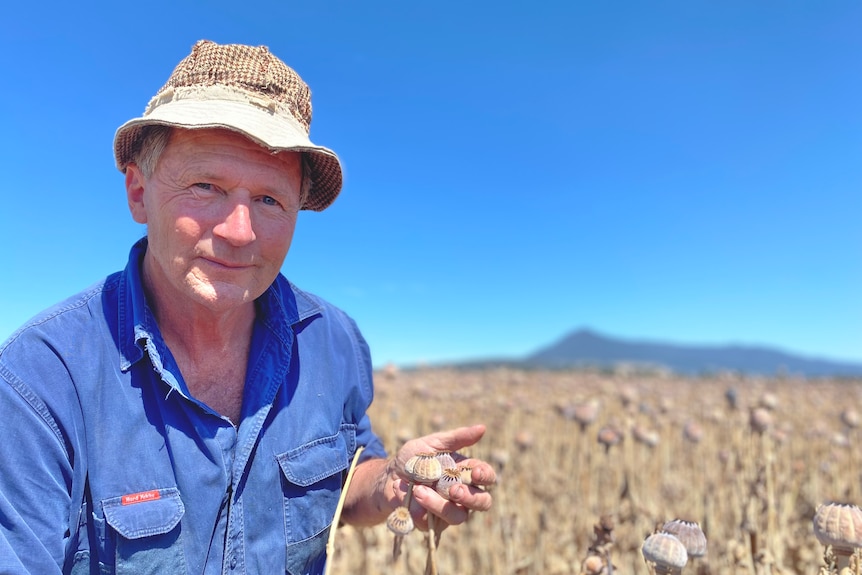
[390,424,496,530]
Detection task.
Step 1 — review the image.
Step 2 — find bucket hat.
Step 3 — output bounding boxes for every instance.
[114,40,342,211]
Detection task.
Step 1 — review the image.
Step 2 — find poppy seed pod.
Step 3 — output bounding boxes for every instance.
[642,532,688,575]
[435,468,463,500]
[434,450,457,471]
[573,400,600,430]
[749,407,773,434]
[661,519,707,558]
[841,408,860,429]
[458,465,474,486]
[404,452,443,484]
[597,424,624,452]
[813,502,862,570]
[386,506,414,536]
[582,554,606,575]
[632,425,660,448]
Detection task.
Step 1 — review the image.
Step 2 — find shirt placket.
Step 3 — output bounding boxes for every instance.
[223,482,245,574]
[214,423,241,575]
[223,361,280,575]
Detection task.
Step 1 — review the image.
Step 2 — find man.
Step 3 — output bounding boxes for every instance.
[0,40,495,574]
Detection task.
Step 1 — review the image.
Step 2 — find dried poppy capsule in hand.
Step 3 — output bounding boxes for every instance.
[386,506,415,536]
[434,450,457,471]
[404,452,443,484]
[387,505,414,562]
[457,465,474,486]
[435,468,463,500]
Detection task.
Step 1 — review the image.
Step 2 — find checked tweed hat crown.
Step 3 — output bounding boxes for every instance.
[114,40,343,211]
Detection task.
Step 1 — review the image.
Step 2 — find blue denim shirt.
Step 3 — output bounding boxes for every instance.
[0,238,386,575]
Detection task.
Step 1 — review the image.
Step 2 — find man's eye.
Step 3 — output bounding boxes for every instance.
[193,183,214,191]
[261,196,281,207]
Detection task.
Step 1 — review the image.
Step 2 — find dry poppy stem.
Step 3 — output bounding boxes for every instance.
[391,535,403,562]
[404,480,416,510]
[425,513,439,575]
[323,446,364,575]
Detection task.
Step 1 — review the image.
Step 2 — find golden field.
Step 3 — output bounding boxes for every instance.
[328,366,862,575]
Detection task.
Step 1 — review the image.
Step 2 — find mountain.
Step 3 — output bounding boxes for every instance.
[522,328,862,377]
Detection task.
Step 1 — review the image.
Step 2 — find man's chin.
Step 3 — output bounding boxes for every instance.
[186,281,258,311]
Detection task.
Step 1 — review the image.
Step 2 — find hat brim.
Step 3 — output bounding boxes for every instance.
[113,97,343,212]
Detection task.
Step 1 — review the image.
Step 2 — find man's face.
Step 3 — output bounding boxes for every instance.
[125,128,303,315]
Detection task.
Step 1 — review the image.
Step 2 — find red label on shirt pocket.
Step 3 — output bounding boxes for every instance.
[121,489,161,505]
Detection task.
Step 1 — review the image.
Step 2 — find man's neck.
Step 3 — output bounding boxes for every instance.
[142,266,255,423]
[141,254,256,363]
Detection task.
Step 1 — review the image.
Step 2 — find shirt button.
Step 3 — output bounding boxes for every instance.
[230,555,238,569]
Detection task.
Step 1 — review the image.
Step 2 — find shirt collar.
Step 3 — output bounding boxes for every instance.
[253,271,324,347]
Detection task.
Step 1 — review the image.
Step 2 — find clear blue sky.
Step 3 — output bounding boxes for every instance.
[1,1,860,367]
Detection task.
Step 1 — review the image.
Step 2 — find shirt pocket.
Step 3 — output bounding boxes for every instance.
[98,487,187,574]
[275,428,353,550]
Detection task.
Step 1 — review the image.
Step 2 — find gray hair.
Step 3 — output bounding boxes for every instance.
[133,125,173,179]
[131,125,311,208]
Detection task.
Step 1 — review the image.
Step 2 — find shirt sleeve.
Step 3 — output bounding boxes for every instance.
[354,412,387,462]
[335,303,388,463]
[0,362,73,574]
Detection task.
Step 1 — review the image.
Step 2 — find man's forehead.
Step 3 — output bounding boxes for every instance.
[164,128,302,167]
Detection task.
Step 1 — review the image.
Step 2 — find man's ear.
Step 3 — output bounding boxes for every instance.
[125,164,148,224]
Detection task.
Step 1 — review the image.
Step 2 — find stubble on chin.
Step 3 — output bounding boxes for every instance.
[185,266,260,309]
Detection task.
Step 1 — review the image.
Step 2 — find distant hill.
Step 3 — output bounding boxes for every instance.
[519,328,862,377]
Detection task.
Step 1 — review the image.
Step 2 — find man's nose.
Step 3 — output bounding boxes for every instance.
[214,198,256,246]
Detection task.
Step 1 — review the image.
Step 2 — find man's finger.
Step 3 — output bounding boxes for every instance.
[454,460,497,487]
[425,424,486,452]
[412,485,470,526]
[447,483,493,512]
